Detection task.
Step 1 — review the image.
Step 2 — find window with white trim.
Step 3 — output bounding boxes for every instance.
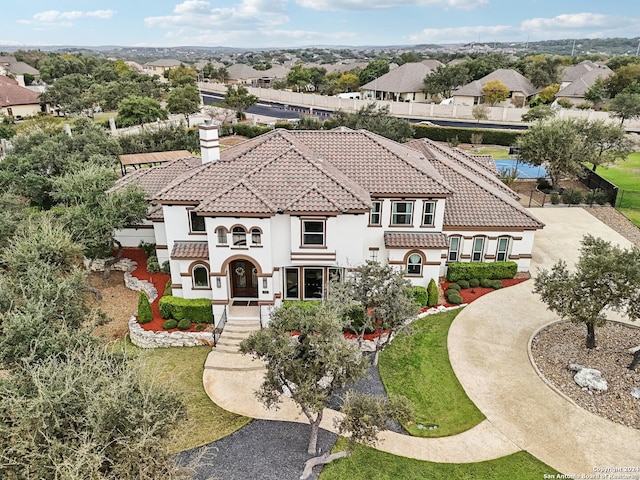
[369,201,382,225]
[303,267,324,299]
[216,227,228,245]
[422,201,436,226]
[496,237,510,262]
[369,248,379,262]
[192,265,210,288]
[407,253,422,275]
[189,211,205,232]
[472,237,485,262]
[391,201,413,225]
[302,220,325,246]
[232,226,247,247]
[251,228,262,245]
[448,237,460,262]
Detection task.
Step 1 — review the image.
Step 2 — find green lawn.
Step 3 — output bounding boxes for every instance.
[592,153,640,224]
[378,309,485,437]
[93,110,117,123]
[320,439,559,480]
[115,339,250,453]
[473,146,512,159]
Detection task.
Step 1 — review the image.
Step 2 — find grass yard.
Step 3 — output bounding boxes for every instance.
[320,439,558,480]
[592,153,640,225]
[473,146,512,159]
[115,339,250,453]
[93,110,118,124]
[378,309,485,437]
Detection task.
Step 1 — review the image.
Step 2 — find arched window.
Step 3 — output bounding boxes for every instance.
[407,253,422,276]
[232,226,247,247]
[193,265,210,288]
[251,228,262,245]
[216,227,228,245]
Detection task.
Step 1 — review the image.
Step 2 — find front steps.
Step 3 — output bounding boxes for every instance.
[205,320,265,372]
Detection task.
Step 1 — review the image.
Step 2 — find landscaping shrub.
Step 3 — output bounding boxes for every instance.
[456,279,470,289]
[195,323,205,331]
[137,291,153,324]
[550,192,560,204]
[446,283,461,291]
[480,278,493,288]
[162,319,178,330]
[232,123,272,138]
[159,296,214,323]
[468,278,480,288]
[161,260,171,274]
[146,255,160,274]
[138,241,156,258]
[427,278,439,307]
[177,318,191,331]
[446,290,463,304]
[491,279,504,289]
[412,125,522,146]
[561,189,583,205]
[164,279,172,297]
[343,305,375,335]
[536,178,552,192]
[589,189,609,206]
[447,262,517,282]
[411,286,428,307]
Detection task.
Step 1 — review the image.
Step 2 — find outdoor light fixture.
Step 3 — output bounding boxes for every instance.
[216,277,221,288]
[262,278,268,289]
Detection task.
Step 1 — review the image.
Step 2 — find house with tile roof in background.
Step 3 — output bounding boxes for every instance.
[452,69,538,107]
[0,55,40,87]
[0,75,42,118]
[360,60,443,102]
[112,123,543,324]
[555,61,612,107]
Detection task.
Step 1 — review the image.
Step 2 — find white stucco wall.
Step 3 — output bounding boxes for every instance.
[114,224,156,248]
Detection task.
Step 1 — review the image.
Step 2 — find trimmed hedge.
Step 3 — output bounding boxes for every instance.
[427,278,439,307]
[413,124,523,146]
[159,296,214,324]
[231,123,272,138]
[177,318,192,331]
[162,319,178,330]
[164,279,172,297]
[446,283,461,291]
[147,255,160,274]
[456,279,470,289]
[468,278,480,288]
[447,262,517,282]
[137,291,153,324]
[412,286,428,307]
[446,290,463,304]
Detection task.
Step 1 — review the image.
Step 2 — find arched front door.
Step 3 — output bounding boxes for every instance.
[230,259,258,298]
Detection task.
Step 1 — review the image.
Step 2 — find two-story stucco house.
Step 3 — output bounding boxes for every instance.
[113,123,543,323]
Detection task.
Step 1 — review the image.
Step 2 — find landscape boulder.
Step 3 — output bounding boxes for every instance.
[568,363,608,392]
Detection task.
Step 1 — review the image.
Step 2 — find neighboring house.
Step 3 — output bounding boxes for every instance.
[0,75,42,118]
[112,123,543,324]
[0,55,40,87]
[559,60,608,89]
[556,63,612,106]
[225,64,289,88]
[361,60,443,102]
[452,69,538,107]
[143,59,182,76]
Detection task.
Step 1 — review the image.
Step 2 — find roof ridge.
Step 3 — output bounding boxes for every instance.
[200,178,277,213]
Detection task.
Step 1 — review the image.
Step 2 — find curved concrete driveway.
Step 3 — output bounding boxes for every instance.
[449,208,640,475]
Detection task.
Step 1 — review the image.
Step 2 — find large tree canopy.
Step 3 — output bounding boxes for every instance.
[325,103,414,143]
[534,235,640,349]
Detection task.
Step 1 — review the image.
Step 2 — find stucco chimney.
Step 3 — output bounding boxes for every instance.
[199,119,220,164]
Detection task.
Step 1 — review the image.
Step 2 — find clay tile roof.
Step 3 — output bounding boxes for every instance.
[556,66,612,98]
[0,75,40,107]
[147,204,164,221]
[406,138,543,230]
[384,232,449,249]
[453,69,538,98]
[171,241,209,259]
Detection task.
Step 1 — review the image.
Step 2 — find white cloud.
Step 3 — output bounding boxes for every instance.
[144,0,288,30]
[296,0,486,11]
[521,13,627,31]
[19,9,115,27]
[410,25,515,44]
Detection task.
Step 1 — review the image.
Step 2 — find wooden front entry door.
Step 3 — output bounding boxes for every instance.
[231,259,258,298]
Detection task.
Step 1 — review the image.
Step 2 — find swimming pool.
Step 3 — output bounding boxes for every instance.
[494,159,548,179]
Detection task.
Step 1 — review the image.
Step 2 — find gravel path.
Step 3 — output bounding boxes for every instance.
[583,206,640,247]
[531,321,640,429]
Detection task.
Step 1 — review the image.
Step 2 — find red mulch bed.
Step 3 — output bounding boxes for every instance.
[121,248,205,333]
[420,277,529,312]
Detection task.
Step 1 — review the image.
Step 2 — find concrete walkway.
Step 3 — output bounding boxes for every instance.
[203,207,640,470]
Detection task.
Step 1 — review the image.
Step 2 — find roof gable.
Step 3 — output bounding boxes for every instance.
[0,75,40,107]
[453,69,537,98]
[361,60,443,93]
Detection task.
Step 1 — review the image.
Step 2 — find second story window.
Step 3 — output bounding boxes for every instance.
[391,201,413,226]
[189,211,205,232]
[232,226,247,247]
[302,220,325,246]
[216,227,228,245]
[369,201,381,226]
[472,237,485,262]
[251,228,262,245]
[422,201,435,226]
[448,236,460,262]
[496,237,510,261]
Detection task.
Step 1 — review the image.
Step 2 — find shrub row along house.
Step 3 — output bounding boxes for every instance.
[112,123,543,322]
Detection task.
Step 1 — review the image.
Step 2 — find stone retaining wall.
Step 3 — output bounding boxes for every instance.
[128,316,214,348]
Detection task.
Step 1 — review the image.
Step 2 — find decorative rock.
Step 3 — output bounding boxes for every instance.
[631,387,640,400]
[128,316,214,348]
[569,363,608,392]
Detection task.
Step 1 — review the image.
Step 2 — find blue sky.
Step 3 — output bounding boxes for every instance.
[2,1,639,49]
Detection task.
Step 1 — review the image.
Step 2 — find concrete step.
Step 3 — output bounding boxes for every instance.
[205,350,265,372]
